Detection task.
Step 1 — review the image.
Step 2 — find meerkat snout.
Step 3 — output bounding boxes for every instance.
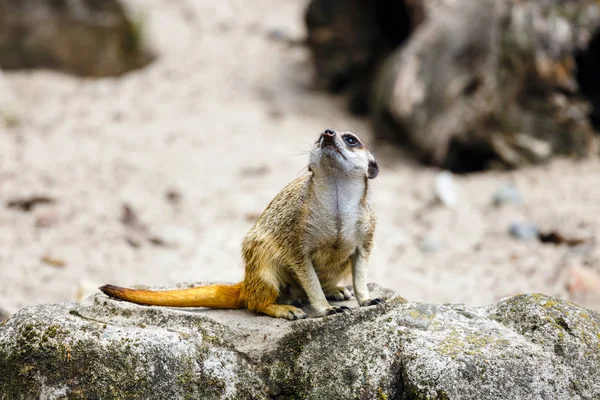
[320,128,337,148]
[310,129,378,179]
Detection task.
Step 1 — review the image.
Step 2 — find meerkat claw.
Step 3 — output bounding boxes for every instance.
[368,298,385,306]
[289,310,308,320]
[326,306,352,316]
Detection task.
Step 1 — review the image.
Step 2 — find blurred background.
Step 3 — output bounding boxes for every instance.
[1,0,599,319]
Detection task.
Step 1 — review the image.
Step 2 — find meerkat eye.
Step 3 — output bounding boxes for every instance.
[343,135,358,146]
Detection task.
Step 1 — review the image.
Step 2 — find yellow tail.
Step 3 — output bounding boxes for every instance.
[99,283,243,309]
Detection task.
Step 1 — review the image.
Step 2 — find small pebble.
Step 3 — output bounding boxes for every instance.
[420,237,440,253]
[434,171,458,208]
[267,28,290,42]
[509,222,539,240]
[35,212,59,228]
[492,184,522,207]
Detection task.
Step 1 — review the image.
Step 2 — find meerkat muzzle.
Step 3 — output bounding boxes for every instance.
[320,129,337,148]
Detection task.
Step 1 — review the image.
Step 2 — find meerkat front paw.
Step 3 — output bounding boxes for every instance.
[324,287,354,301]
[359,298,385,307]
[312,305,352,317]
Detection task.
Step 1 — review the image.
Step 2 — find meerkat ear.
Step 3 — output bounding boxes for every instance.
[367,160,379,179]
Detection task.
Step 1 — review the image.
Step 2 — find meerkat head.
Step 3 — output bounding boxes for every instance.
[309,129,378,180]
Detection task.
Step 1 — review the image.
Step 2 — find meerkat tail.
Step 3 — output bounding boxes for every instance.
[99,283,244,309]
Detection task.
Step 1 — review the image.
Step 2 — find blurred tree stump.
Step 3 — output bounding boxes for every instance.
[0,0,153,77]
[305,0,413,114]
[306,0,600,171]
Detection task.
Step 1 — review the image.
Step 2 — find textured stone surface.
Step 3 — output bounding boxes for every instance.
[1,284,599,399]
[0,0,153,76]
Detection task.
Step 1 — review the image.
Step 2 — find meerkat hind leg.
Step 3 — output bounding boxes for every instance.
[242,275,308,320]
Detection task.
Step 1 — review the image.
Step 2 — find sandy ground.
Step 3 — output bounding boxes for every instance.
[1,0,600,315]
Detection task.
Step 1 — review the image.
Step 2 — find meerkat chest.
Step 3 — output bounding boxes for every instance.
[307,179,368,252]
[311,208,362,243]
[308,206,366,272]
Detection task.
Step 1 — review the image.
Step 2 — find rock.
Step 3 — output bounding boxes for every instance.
[0,308,8,322]
[420,236,440,253]
[0,0,153,76]
[35,211,60,228]
[492,183,522,207]
[509,222,539,240]
[266,28,298,45]
[434,170,458,208]
[1,284,599,399]
[371,0,600,172]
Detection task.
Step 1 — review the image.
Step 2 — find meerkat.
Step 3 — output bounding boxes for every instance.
[100,129,384,320]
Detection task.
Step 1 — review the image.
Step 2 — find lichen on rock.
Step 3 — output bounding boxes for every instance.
[0,284,599,399]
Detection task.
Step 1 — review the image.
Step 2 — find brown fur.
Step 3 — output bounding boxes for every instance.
[100,130,379,320]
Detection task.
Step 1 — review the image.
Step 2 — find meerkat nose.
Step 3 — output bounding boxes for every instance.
[321,129,337,148]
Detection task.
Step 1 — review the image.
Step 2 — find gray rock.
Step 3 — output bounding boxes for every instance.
[434,170,459,208]
[492,184,522,207]
[266,28,292,43]
[420,236,441,253]
[1,284,599,399]
[509,222,539,240]
[0,0,153,76]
